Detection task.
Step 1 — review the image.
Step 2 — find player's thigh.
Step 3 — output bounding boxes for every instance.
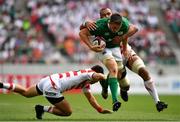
[54,98,72,113]
[105,58,118,74]
[111,47,123,62]
[24,85,39,97]
[101,49,118,72]
[127,54,145,74]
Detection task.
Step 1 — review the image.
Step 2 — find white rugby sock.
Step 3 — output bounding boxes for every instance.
[44,106,53,113]
[144,80,160,103]
[3,83,15,90]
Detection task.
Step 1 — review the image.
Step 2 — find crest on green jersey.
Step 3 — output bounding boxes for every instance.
[104,32,110,36]
[117,31,123,35]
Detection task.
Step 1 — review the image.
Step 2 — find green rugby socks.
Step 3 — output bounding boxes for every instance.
[108,77,118,103]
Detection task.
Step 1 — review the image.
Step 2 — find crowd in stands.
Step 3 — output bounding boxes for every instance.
[0,0,178,65]
[159,0,180,45]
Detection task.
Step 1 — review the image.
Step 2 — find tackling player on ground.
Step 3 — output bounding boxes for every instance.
[0,65,112,119]
[81,8,168,112]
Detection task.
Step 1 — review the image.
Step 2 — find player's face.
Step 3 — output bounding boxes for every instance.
[108,22,122,33]
[100,9,112,18]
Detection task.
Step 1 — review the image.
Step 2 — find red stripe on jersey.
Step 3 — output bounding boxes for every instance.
[80,70,86,73]
[59,73,63,78]
[87,69,93,72]
[66,72,70,77]
[73,71,78,76]
[8,82,13,90]
[49,76,56,89]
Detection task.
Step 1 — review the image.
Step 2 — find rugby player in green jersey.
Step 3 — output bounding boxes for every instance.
[80,8,167,112]
[79,13,134,111]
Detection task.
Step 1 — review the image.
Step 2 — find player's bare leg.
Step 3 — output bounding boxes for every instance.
[127,54,168,112]
[35,98,72,119]
[0,82,39,97]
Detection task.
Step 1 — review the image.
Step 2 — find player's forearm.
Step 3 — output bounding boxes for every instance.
[92,73,106,82]
[84,92,103,113]
[122,38,128,51]
[89,96,103,113]
[79,30,92,49]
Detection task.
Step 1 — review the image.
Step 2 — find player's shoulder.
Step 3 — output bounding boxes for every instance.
[122,16,129,22]
[96,18,109,24]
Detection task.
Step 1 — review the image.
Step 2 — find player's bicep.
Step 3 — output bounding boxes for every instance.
[82,83,91,93]
[79,28,92,37]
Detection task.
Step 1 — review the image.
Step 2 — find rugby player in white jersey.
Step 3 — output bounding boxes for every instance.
[80,8,167,112]
[0,65,112,119]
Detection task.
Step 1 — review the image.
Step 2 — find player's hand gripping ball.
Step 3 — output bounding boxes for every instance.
[92,36,106,49]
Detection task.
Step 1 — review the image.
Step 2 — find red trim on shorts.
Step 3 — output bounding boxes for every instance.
[49,76,56,89]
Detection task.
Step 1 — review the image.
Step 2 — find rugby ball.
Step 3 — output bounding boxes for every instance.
[92,36,106,47]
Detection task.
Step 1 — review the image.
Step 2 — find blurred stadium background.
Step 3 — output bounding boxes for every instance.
[0,0,180,94]
[0,0,180,121]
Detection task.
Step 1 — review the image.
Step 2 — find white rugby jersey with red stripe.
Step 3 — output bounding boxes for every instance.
[48,68,95,93]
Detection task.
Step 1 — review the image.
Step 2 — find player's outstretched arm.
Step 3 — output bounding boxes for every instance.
[84,91,112,114]
[92,73,106,82]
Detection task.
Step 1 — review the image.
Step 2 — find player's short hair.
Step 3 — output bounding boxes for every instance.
[91,65,104,74]
[100,7,109,13]
[100,7,108,12]
[109,13,122,24]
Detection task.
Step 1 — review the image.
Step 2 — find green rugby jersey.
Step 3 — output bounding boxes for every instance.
[89,17,129,48]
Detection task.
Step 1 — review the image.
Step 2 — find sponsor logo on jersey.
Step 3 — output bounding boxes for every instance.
[108,39,112,42]
[104,32,110,36]
[117,31,123,35]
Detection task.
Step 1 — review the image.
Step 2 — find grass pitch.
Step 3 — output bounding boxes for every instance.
[0,94,179,121]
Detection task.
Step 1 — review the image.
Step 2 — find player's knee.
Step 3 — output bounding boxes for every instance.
[21,91,34,98]
[63,111,72,116]
[117,68,126,80]
[121,85,130,91]
[131,59,145,74]
[119,77,130,90]
[109,68,118,76]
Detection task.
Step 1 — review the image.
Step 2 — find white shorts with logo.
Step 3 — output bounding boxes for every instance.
[98,47,123,62]
[37,76,63,98]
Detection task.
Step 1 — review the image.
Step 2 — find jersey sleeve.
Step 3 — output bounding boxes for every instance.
[89,19,101,36]
[87,72,94,81]
[82,83,91,93]
[121,17,130,34]
[89,18,107,36]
